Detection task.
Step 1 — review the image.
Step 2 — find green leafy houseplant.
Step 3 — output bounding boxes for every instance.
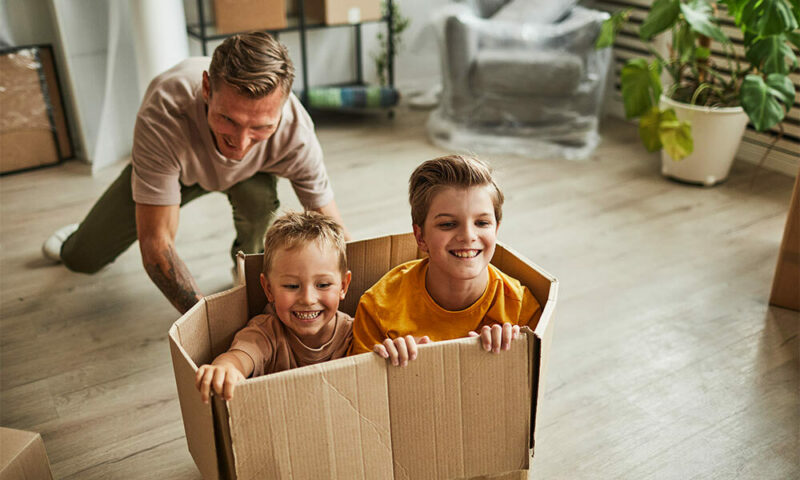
[596,0,799,160]
[374,0,410,86]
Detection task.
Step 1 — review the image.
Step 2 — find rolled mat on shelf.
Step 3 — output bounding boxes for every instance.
[304,85,399,110]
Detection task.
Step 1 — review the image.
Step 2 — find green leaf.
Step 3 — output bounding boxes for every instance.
[757,0,799,36]
[674,22,698,62]
[766,73,796,109]
[746,34,798,74]
[787,31,800,50]
[640,0,680,40]
[720,0,747,25]
[620,59,662,119]
[658,109,694,160]
[680,0,730,44]
[695,46,711,60]
[596,9,631,49]
[741,74,789,131]
[638,107,664,151]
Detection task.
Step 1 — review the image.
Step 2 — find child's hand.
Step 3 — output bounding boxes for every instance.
[195,363,246,404]
[373,335,432,367]
[469,323,520,353]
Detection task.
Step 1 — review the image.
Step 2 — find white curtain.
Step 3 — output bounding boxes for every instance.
[49,0,188,171]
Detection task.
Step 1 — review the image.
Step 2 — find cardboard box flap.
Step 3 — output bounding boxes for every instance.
[205,285,249,359]
[388,334,531,479]
[342,233,420,317]
[491,242,556,322]
[227,354,393,478]
[530,293,557,451]
[168,301,220,480]
[238,252,268,320]
[490,241,559,452]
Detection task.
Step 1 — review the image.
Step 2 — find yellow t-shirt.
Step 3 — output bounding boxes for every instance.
[348,258,542,355]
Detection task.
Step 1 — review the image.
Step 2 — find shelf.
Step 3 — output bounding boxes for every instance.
[186,16,389,41]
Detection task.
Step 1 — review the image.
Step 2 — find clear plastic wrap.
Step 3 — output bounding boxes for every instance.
[427,2,612,160]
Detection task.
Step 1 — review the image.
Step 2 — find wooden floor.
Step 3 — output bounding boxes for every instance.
[1,109,797,479]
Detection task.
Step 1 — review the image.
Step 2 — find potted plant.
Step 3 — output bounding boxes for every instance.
[596,0,799,185]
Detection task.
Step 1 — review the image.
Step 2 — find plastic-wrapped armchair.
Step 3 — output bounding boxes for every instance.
[428,0,612,160]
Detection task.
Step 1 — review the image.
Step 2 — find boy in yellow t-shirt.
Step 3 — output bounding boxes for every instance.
[348,155,541,365]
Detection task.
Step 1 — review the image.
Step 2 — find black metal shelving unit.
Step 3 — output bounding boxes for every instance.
[186,0,395,106]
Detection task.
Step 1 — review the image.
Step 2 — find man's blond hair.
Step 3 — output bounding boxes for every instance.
[209,32,295,98]
[262,211,347,277]
[408,154,504,227]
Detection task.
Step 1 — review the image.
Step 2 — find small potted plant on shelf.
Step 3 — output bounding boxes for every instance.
[596,0,799,186]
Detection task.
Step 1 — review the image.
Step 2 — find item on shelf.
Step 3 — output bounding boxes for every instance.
[0,45,73,175]
[304,85,398,110]
[213,0,288,34]
[304,0,381,25]
[374,0,409,86]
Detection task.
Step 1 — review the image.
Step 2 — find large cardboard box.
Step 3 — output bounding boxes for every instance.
[304,0,382,25]
[0,428,54,480]
[169,233,558,479]
[0,46,72,174]
[214,0,288,34]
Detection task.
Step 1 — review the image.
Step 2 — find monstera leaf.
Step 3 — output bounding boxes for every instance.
[746,34,799,74]
[741,74,796,131]
[640,0,681,40]
[621,59,663,119]
[658,109,693,160]
[680,0,730,43]
[638,107,665,151]
[596,9,631,49]
[737,0,799,36]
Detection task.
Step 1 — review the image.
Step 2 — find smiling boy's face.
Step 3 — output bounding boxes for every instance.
[413,185,499,285]
[260,242,351,348]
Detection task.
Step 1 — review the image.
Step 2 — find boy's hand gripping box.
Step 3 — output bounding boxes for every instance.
[169,233,557,479]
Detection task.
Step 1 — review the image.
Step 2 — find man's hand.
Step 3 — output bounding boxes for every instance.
[136,204,203,313]
[312,200,351,241]
[373,335,432,367]
[469,323,520,353]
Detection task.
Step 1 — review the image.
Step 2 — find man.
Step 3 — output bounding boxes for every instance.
[42,32,349,314]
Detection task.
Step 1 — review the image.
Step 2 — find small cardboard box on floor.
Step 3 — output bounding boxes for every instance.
[0,427,54,480]
[169,233,557,479]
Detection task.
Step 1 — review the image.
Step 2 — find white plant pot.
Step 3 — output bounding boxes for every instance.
[659,95,749,186]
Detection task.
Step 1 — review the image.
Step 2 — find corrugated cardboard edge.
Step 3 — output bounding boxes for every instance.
[0,428,54,480]
[168,300,221,480]
[494,241,558,455]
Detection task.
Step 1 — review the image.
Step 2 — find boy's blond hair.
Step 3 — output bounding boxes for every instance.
[408,154,504,227]
[262,211,347,276]
[209,32,295,98]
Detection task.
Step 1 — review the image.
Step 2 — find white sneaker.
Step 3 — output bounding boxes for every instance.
[42,223,79,262]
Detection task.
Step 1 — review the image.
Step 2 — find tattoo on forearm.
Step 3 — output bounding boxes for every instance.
[143,244,201,314]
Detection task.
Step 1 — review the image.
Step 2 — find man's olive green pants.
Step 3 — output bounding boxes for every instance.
[60,164,280,273]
